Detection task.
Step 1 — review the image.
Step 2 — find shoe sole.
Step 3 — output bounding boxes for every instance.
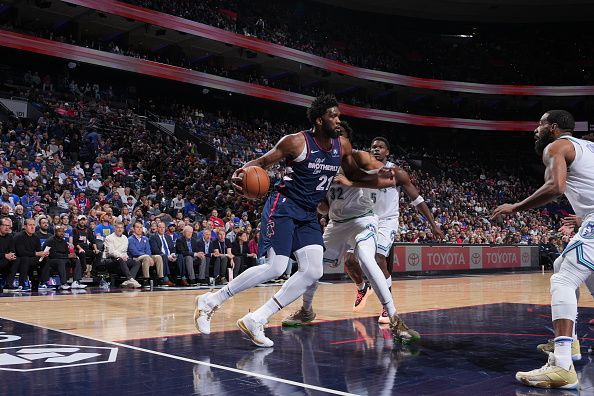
[237,319,272,348]
[281,314,316,327]
[516,374,579,389]
[353,288,374,313]
[378,315,390,324]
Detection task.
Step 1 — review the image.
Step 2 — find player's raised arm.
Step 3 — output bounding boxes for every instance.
[395,168,444,240]
[491,139,574,219]
[231,133,304,192]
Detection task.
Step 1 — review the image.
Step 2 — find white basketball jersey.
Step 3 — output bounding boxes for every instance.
[327,169,374,222]
[373,161,400,221]
[559,136,594,218]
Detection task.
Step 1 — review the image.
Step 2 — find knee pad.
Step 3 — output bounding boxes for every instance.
[550,273,578,322]
[266,247,289,278]
[294,245,324,283]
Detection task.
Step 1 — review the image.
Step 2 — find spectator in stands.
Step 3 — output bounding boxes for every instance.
[12,205,25,233]
[209,209,224,229]
[196,229,213,285]
[14,218,49,291]
[0,218,19,292]
[60,213,74,244]
[73,215,99,278]
[103,222,141,288]
[127,220,165,287]
[148,222,175,287]
[35,216,51,247]
[88,173,102,192]
[231,230,252,278]
[40,225,86,290]
[175,225,199,286]
[95,214,114,243]
[211,230,231,285]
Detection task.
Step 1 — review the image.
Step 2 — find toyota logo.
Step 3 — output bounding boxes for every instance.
[522,252,529,263]
[408,253,420,266]
[471,253,481,265]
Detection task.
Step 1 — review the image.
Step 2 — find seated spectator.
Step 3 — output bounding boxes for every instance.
[75,191,91,213]
[59,213,74,244]
[40,225,86,290]
[209,209,224,229]
[148,222,175,287]
[88,173,102,192]
[73,215,99,278]
[127,220,165,287]
[14,218,50,291]
[103,222,141,288]
[175,225,199,286]
[231,230,255,278]
[0,217,19,291]
[35,215,52,247]
[211,230,231,285]
[196,229,213,285]
[95,214,115,243]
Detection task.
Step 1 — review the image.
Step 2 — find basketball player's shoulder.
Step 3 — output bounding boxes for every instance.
[278,131,307,154]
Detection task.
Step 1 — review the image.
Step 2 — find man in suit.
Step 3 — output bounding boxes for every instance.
[211,230,232,285]
[196,229,213,285]
[149,222,175,287]
[175,225,199,286]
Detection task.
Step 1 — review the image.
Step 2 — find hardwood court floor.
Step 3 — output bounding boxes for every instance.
[1,272,593,395]
[0,272,592,342]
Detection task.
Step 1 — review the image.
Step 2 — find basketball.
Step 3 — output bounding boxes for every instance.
[241,166,270,199]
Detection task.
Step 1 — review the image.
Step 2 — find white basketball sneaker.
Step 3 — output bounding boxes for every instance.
[194,292,217,335]
[237,313,274,348]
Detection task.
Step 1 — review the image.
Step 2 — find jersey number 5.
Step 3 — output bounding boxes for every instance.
[316,175,334,191]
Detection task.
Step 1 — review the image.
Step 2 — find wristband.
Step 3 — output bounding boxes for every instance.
[411,195,424,207]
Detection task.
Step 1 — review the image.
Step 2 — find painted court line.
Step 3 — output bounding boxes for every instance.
[0,315,356,396]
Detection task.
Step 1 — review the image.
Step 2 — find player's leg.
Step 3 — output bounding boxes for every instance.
[375,223,396,323]
[537,254,581,360]
[345,252,374,312]
[194,194,294,334]
[240,218,325,347]
[516,250,592,389]
[353,218,419,342]
[282,220,344,326]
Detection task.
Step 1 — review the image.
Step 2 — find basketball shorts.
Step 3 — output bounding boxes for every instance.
[258,192,323,258]
[556,213,594,287]
[323,215,378,266]
[376,218,398,257]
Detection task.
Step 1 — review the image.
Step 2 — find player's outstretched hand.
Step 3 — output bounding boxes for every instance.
[562,214,582,228]
[490,203,515,220]
[431,225,445,241]
[558,224,575,237]
[231,168,244,193]
[334,174,353,187]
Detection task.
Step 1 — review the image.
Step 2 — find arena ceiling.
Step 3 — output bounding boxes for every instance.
[313,0,594,22]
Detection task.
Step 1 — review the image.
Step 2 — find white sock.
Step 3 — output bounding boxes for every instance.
[553,336,573,370]
[356,282,365,291]
[252,298,282,323]
[385,275,392,289]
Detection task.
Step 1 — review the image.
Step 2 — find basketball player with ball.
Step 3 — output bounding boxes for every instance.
[194,94,389,347]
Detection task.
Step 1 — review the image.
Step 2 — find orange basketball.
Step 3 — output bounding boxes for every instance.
[241,166,270,199]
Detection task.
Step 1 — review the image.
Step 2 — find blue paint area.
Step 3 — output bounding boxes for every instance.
[0,303,592,395]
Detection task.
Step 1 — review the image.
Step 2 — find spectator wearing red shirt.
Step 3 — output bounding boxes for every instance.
[209,209,224,229]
